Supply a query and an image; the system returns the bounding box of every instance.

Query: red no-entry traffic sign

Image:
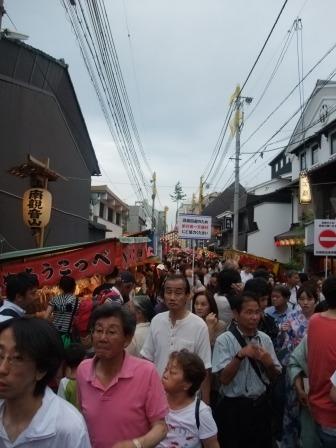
[314,220,336,256]
[319,229,336,248]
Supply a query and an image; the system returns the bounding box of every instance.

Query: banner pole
[325,256,328,279]
[192,239,195,288]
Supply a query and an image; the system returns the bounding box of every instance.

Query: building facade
[90,186,129,238]
[0,37,102,252]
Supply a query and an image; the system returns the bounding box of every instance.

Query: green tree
[170,181,187,224]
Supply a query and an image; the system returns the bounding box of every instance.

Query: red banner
[0,241,148,287]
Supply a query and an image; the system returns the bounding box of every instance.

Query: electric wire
[61,0,154,217]
[239,0,289,96]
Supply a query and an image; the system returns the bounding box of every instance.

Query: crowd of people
[0,259,335,448]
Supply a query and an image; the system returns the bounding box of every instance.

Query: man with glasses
[77,304,168,448]
[141,274,212,402]
[0,317,91,447]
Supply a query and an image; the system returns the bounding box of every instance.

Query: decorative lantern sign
[299,171,312,204]
[23,188,52,228]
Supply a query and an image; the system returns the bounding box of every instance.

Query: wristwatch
[235,352,244,361]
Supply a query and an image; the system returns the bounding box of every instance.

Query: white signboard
[177,214,212,240]
[314,219,336,256]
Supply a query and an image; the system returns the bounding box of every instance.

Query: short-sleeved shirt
[212,329,281,398]
[141,311,212,375]
[158,399,217,448]
[49,294,77,334]
[308,313,336,428]
[265,305,293,325]
[0,387,90,447]
[77,352,168,448]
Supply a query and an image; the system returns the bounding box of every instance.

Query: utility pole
[163,206,168,233]
[0,0,5,31]
[151,172,157,231]
[232,85,252,250]
[198,176,205,214]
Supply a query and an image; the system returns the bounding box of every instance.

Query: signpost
[177,214,212,287]
[314,219,336,278]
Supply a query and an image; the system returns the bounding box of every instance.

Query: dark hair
[244,278,270,298]
[217,269,241,295]
[64,343,86,369]
[59,276,76,294]
[297,285,318,303]
[299,273,309,283]
[232,292,260,313]
[132,295,155,322]
[322,276,336,309]
[0,317,64,396]
[90,304,136,337]
[163,274,191,295]
[272,285,291,300]
[169,350,206,397]
[253,269,269,281]
[287,270,299,278]
[5,273,38,302]
[192,291,219,317]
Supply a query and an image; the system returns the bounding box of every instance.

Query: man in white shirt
[240,265,253,284]
[286,270,301,307]
[0,317,91,447]
[141,274,212,402]
[0,272,38,322]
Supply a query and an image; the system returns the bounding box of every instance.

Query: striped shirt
[212,329,281,398]
[49,294,78,334]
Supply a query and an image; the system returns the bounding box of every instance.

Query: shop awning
[0,237,149,287]
[274,227,305,247]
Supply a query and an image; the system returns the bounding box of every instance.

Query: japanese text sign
[177,214,212,240]
[314,219,336,256]
[0,240,148,287]
[23,188,52,228]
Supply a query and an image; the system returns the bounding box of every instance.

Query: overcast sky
[6,0,336,226]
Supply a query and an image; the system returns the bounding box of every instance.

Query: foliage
[170,181,187,203]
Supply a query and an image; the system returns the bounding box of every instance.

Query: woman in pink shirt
[77,304,168,448]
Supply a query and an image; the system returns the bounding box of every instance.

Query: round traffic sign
[319,229,336,248]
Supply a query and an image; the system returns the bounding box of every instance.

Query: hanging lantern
[289,239,295,246]
[23,188,52,229]
[299,171,312,204]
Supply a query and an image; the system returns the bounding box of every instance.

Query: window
[279,158,283,168]
[300,152,307,170]
[108,208,113,222]
[116,213,121,226]
[331,133,336,155]
[99,203,105,218]
[311,144,318,165]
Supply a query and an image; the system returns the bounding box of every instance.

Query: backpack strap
[195,397,201,430]
[0,308,20,318]
[67,298,79,335]
[229,323,268,387]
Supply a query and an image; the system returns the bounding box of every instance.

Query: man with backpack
[0,272,39,322]
[212,292,281,448]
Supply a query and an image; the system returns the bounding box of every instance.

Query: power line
[241,39,336,151]
[239,0,289,96]
[202,0,289,190]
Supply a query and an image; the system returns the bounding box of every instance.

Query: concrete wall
[247,203,292,263]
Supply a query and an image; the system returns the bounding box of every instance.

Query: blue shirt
[264,305,293,325]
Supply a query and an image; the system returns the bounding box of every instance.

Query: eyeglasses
[92,327,118,339]
[0,351,27,368]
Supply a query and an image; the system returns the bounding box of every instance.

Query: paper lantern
[23,188,52,228]
[299,172,312,204]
